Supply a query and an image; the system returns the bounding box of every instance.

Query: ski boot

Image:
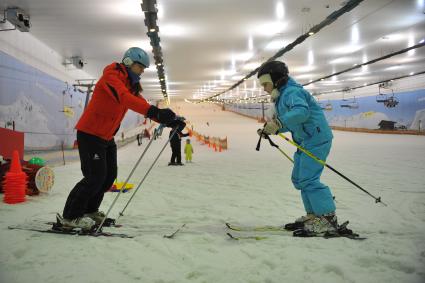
[284,213,315,231]
[84,211,116,227]
[54,213,96,232]
[293,213,338,237]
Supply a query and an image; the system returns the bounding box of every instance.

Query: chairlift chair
[376,84,398,108]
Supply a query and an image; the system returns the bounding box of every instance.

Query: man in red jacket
[58,47,185,230]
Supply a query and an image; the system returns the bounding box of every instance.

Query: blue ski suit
[275,77,335,216]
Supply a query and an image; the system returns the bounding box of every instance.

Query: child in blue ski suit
[257,61,337,234]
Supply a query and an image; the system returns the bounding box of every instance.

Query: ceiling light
[308,50,314,65]
[328,57,353,64]
[124,39,151,51]
[157,3,164,19]
[265,39,288,50]
[351,25,359,43]
[224,69,237,76]
[410,72,415,75]
[408,35,415,55]
[161,24,187,37]
[292,65,316,73]
[252,21,287,36]
[235,52,253,61]
[149,28,156,32]
[385,65,403,71]
[248,36,253,51]
[308,32,314,36]
[232,75,244,80]
[276,2,285,19]
[231,54,236,69]
[332,44,362,54]
[419,39,425,44]
[115,0,142,16]
[295,73,317,79]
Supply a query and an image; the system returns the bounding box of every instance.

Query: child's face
[187,140,190,144]
[262,82,273,94]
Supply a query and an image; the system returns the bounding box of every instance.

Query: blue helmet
[122,47,150,68]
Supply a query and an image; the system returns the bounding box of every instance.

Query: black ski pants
[170,141,182,164]
[63,131,117,219]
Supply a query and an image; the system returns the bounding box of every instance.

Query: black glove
[146,106,176,125]
[167,119,186,132]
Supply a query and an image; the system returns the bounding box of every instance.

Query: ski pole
[263,134,294,163]
[277,133,386,206]
[116,127,179,220]
[255,123,266,151]
[96,124,164,233]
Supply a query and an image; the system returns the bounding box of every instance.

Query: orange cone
[9,150,23,173]
[3,150,27,204]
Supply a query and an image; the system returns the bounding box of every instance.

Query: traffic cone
[3,150,27,204]
[9,150,23,174]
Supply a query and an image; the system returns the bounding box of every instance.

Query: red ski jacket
[75,63,152,140]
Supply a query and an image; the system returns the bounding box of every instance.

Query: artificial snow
[1,102,424,283]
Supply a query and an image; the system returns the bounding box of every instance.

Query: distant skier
[59,47,185,230]
[184,139,194,163]
[137,133,143,146]
[169,129,190,166]
[257,61,336,235]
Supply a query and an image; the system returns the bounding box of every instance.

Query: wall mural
[319,89,425,131]
[0,51,139,150]
[225,87,425,131]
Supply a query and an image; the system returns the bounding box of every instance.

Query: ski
[227,232,268,241]
[8,223,134,238]
[225,222,288,232]
[227,231,365,241]
[163,223,186,239]
[46,218,122,228]
[226,221,366,240]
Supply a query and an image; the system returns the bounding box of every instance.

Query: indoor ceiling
[1,0,424,102]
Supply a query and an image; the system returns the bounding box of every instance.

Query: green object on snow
[28,157,45,166]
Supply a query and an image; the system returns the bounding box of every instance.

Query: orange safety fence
[190,130,227,152]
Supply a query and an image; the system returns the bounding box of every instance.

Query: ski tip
[226,232,238,240]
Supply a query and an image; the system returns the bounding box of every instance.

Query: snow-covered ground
[1,102,424,283]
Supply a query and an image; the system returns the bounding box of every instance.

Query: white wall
[0,28,92,82]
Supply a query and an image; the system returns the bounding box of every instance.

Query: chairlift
[342,88,351,101]
[376,84,399,108]
[324,102,333,111]
[319,100,333,111]
[384,96,399,108]
[60,82,75,117]
[340,96,359,109]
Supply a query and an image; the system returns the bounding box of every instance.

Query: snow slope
[0,102,424,283]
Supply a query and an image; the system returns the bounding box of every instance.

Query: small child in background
[184,139,194,163]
